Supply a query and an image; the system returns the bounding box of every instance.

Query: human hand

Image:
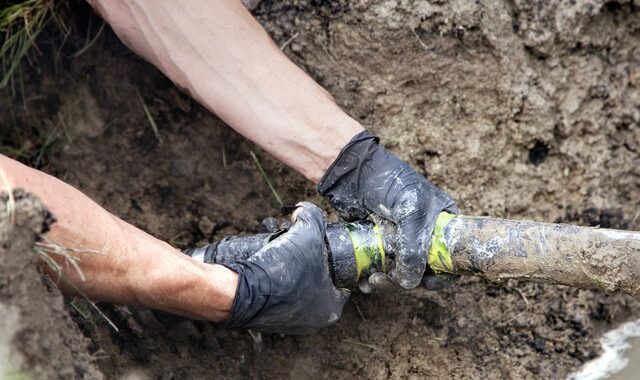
[215,202,349,334]
[318,131,458,290]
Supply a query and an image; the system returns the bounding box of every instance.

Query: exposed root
[501,283,531,324]
[279,31,298,51]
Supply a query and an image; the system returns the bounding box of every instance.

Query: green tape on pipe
[428,212,456,274]
[346,212,455,282]
[347,222,386,280]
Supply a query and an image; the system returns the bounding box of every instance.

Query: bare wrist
[206,264,238,321]
[130,246,238,322]
[296,119,364,183]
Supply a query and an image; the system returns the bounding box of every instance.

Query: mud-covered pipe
[432,215,640,294]
[188,221,390,289]
[188,214,640,294]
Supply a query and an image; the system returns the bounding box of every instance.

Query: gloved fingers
[390,185,460,289]
[445,203,459,215]
[359,272,459,293]
[389,216,429,289]
[421,273,460,290]
[357,272,397,293]
[291,202,350,328]
[260,217,280,233]
[250,202,325,270]
[436,188,459,215]
[369,272,396,291]
[290,206,303,222]
[292,201,324,223]
[357,277,373,294]
[333,286,352,305]
[286,201,326,237]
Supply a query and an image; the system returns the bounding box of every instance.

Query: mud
[1,0,639,379]
[0,190,102,379]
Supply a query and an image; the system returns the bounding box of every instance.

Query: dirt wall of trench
[0,191,102,379]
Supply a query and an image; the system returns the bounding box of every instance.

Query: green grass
[0,126,66,169]
[0,0,56,92]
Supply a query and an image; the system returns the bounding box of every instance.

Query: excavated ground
[0,191,102,379]
[1,0,639,378]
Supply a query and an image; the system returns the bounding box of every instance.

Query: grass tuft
[0,0,55,92]
[0,125,67,169]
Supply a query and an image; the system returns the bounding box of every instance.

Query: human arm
[86,0,458,289]
[1,155,347,332]
[86,0,363,183]
[0,154,237,321]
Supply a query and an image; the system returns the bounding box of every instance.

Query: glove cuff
[183,242,220,263]
[318,130,379,195]
[216,262,271,330]
[318,130,381,219]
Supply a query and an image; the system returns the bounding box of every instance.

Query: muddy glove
[218,202,349,334]
[318,130,458,290]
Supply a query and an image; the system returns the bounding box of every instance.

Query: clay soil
[1,1,639,379]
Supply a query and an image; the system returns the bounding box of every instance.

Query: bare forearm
[0,155,236,321]
[88,0,363,182]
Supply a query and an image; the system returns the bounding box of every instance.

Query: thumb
[290,201,326,236]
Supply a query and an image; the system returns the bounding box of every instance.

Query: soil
[1,0,639,379]
[0,190,102,379]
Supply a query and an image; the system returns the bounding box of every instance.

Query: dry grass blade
[410,26,429,51]
[135,88,163,143]
[34,238,118,332]
[64,278,119,332]
[35,236,104,282]
[250,150,284,207]
[501,284,531,324]
[222,144,227,168]
[71,21,105,59]
[68,298,91,321]
[279,31,298,51]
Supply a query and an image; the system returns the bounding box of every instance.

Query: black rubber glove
[217,202,349,334]
[318,130,458,289]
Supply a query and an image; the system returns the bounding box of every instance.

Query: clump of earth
[0,191,101,379]
[1,0,639,378]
